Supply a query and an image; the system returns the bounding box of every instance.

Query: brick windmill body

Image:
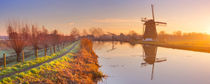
[142,4,167,41]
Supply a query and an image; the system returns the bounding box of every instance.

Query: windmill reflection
[141,45,167,80]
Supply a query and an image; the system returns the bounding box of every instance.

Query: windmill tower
[142,4,167,41]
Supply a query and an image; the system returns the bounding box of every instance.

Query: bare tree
[82,29,88,36]
[30,25,41,57]
[89,27,104,38]
[128,30,138,41]
[40,26,49,48]
[7,21,30,62]
[70,27,80,40]
[40,26,50,56]
[51,29,59,53]
[57,34,63,50]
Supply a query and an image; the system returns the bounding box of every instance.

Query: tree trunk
[36,49,38,58]
[22,50,24,62]
[50,47,52,55]
[34,49,38,58]
[53,46,56,53]
[17,53,21,62]
[44,48,47,56]
[3,53,6,67]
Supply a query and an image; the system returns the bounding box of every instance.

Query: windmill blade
[106,47,117,52]
[151,4,155,21]
[107,32,115,35]
[141,17,149,22]
[155,21,167,24]
[141,62,148,66]
[155,21,167,26]
[155,58,167,63]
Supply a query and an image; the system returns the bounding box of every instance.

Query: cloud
[52,22,75,30]
[56,22,75,27]
[92,18,138,23]
[66,22,75,26]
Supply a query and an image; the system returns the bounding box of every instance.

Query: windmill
[142,4,167,41]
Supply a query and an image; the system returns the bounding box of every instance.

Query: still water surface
[93,41,210,84]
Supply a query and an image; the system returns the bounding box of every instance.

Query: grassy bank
[0,41,78,77]
[0,44,67,67]
[0,38,104,84]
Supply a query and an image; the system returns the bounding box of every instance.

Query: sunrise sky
[0,0,210,35]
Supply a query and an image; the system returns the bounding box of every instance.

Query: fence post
[36,49,38,58]
[22,50,24,62]
[57,45,59,51]
[50,47,52,55]
[45,48,47,56]
[3,53,6,68]
[53,46,56,53]
[63,43,65,49]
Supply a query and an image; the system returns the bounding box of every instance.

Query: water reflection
[94,41,138,50]
[107,41,117,52]
[141,45,167,80]
[95,41,210,84]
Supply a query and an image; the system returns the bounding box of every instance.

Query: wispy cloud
[55,22,75,27]
[66,22,75,26]
[92,18,138,23]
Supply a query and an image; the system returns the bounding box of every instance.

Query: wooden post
[22,50,24,62]
[36,49,38,58]
[53,46,56,53]
[3,53,6,68]
[63,43,65,49]
[57,45,59,51]
[45,48,47,56]
[50,47,52,55]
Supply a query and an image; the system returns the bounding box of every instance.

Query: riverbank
[94,39,210,53]
[139,41,210,53]
[0,38,104,84]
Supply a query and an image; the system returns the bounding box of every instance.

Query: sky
[0,0,210,35]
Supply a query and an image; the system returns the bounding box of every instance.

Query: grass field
[0,43,74,67]
[139,40,210,53]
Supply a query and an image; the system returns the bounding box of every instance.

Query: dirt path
[0,42,79,79]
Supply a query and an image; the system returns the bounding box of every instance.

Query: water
[94,41,210,84]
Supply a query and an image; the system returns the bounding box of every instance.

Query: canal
[93,41,210,84]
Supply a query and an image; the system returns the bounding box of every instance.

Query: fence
[0,44,66,68]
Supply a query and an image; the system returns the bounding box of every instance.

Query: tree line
[7,21,76,62]
[158,31,210,41]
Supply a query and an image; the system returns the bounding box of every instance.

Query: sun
[204,26,210,34]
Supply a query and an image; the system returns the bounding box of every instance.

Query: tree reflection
[141,45,167,80]
[93,41,106,50]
